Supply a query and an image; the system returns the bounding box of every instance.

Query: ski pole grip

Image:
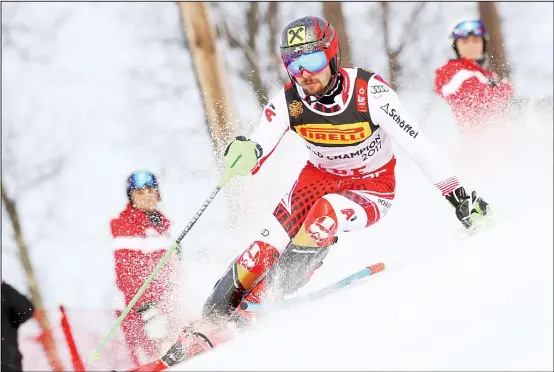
[218,169,233,188]
[219,153,243,188]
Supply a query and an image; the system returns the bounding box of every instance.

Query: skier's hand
[223,136,263,177]
[445,186,489,229]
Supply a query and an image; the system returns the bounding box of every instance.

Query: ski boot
[201,241,280,325]
[202,236,338,328]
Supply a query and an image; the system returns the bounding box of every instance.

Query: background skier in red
[435,19,514,127]
[110,171,181,366]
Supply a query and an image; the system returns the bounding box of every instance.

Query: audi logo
[370,85,389,94]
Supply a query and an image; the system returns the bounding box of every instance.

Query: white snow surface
[172,115,553,371]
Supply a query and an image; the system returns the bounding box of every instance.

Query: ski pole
[91,166,237,363]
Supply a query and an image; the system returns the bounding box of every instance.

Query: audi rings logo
[370,85,389,94]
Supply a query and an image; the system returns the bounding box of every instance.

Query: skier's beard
[299,77,326,96]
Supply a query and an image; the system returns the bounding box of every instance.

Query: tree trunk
[323,2,352,67]
[378,2,427,90]
[213,3,269,108]
[379,2,398,90]
[178,2,238,158]
[478,2,510,80]
[267,2,288,85]
[245,2,268,109]
[1,182,65,372]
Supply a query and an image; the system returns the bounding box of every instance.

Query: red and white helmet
[279,16,341,79]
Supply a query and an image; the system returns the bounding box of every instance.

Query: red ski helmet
[279,16,341,80]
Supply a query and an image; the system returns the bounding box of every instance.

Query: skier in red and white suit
[194,17,487,328]
[435,19,514,127]
[111,171,181,366]
[150,15,492,369]
[196,16,491,327]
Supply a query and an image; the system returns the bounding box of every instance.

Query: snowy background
[2,2,552,371]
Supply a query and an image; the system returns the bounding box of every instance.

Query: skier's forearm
[249,91,291,174]
[371,87,459,194]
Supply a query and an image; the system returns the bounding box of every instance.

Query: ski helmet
[450,19,488,58]
[126,170,160,202]
[279,16,340,88]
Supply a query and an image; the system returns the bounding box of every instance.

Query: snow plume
[177,109,553,371]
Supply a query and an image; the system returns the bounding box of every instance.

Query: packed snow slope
[174,114,553,371]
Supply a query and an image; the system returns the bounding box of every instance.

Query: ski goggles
[451,20,486,39]
[285,50,328,77]
[128,171,158,191]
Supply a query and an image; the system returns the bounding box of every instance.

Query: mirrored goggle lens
[286,51,328,77]
[452,20,486,39]
[131,172,156,189]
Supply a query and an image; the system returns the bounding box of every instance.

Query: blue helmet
[450,19,488,58]
[126,170,160,202]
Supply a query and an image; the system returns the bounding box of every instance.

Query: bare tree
[323,2,352,67]
[2,5,68,369]
[266,2,288,85]
[1,127,65,369]
[178,2,238,158]
[214,3,270,109]
[2,182,65,371]
[478,2,510,80]
[245,2,268,107]
[379,2,426,90]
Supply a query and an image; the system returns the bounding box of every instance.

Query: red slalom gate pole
[60,305,86,371]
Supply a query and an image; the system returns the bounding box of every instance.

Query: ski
[112,325,235,372]
[113,262,385,372]
[239,262,385,313]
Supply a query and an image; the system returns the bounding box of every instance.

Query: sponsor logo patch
[307,216,337,244]
[380,103,419,138]
[326,134,382,161]
[264,103,276,122]
[238,243,261,271]
[370,85,389,94]
[341,208,357,222]
[355,78,368,112]
[287,26,306,46]
[295,122,372,145]
[377,198,392,209]
[289,100,303,118]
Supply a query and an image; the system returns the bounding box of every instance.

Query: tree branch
[215,3,269,108]
[217,20,260,71]
[380,2,391,54]
[396,3,426,56]
[18,157,65,196]
[267,2,288,85]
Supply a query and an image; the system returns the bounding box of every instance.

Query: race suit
[202,67,462,320]
[435,58,514,127]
